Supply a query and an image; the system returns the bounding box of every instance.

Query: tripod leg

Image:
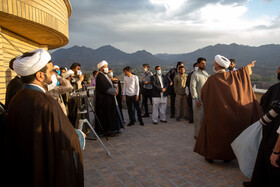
[78,120,84,130]
[86,97,108,141]
[85,120,112,157]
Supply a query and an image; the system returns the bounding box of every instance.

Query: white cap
[13,48,51,76]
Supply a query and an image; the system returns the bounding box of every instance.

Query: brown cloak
[4,88,84,186]
[194,67,263,160]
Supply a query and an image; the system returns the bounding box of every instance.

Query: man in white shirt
[190,57,209,139]
[122,66,144,126]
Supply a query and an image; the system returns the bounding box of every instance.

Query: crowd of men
[2,48,280,186]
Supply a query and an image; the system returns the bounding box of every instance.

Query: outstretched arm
[247,60,256,75]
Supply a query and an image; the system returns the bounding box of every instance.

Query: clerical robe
[5,75,23,108]
[194,67,263,160]
[250,82,280,186]
[4,85,84,187]
[95,72,124,135]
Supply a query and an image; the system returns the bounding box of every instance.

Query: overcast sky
[66,0,280,54]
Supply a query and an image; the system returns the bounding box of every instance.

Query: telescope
[70,86,95,98]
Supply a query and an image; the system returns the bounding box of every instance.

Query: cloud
[66,0,280,53]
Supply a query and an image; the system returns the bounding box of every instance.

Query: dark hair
[176,61,184,68]
[21,65,48,84]
[197,57,206,64]
[60,67,67,71]
[70,62,81,70]
[123,66,132,72]
[193,62,198,67]
[229,59,236,64]
[178,66,185,70]
[9,58,16,70]
[143,64,150,68]
[155,66,161,70]
[92,70,98,76]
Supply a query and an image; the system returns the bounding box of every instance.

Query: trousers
[175,94,189,119]
[126,95,142,123]
[142,88,153,114]
[193,99,204,137]
[152,97,167,123]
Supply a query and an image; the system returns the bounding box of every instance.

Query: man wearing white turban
[194,55,263,163]
[4,49,84,186]
[94,60,124,136]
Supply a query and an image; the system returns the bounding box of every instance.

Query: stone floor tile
[83,109,248,187]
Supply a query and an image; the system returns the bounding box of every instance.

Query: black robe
[5,76,23,109]
[4,85,84,187]
[95,73,123,135]
[250,82,280,186]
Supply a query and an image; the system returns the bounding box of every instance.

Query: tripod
[77,97,111,157]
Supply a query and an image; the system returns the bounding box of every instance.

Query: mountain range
[51,43,280,77]
[51,45,169,69]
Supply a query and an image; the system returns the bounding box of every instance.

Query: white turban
[97,60,108,70]
[13,48,51,76]
[64,69,74,78]
[215,55,230,68]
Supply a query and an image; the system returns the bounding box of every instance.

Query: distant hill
[155,43,280,69]
[51,43,280,80]
[51,45,169,70]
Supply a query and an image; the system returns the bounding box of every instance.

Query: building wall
[0,0,71,104]
[0,0,71,49]
[0,27,47,103]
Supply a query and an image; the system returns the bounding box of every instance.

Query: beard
[228,66,234,71]
[199,66,206,70]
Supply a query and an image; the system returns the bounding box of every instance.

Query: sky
[66,0,280,54]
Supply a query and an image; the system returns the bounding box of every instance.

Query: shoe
[160,120,167,123]
[224,160,232,163]
[176,118,180,121]
[142,114,149,117]
[140,120,144,126]
[170,115,175,118]
[205,158,214,163]
[243,181,252,187]
[153,122,158,125]
[127,122,134,126]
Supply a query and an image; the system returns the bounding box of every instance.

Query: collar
[23,83,46,93]
[216,69,226,73]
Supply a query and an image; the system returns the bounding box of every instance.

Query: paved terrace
[83,110,248,187]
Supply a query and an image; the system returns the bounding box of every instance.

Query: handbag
[231,121,263,178]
